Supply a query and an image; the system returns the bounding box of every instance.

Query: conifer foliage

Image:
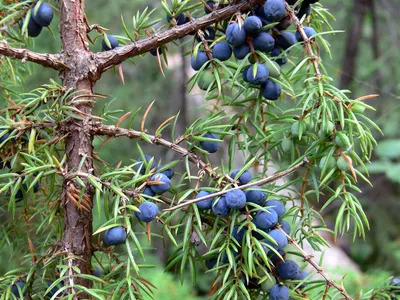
[0,0,397,299]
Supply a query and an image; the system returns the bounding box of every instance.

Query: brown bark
[59,0,95,295]
[0,41,66,70]
[95,0,265,72]
[340,0,369,89]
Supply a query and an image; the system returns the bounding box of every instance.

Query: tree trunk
[340,0,369,89]
[369,0,382,92]
[59,0,94,294]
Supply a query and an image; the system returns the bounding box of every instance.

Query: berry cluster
[19,2,53,37]
[188,0,318,104]
[193,165,308,298]
[103,154,173,246]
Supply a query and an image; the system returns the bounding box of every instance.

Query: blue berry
[276,31,297,50]
[265,229,287,251]
[233,44,250,60]
[277,260,301,280]
[191,51,210,71]
[242,66,251,82]
[245,186,267,206]
[264,0,286,22]
[225,189,246,209]
[102,35,119,51]
[157,165,174,179]
[295,26,317,42]
[226,23,246,46]
[246,64,269,85]
[200,132,221,153]
[212,196,230,217]
[271,47,287,65]
[279,220,290,235]
[135,154,156,175]
[232,225,247,245]
[230,169,252,185]
[20,17,42,37]
[265,200,286,218]
[11,281,27,296]
[149,173,171,194]
[261,80,282,100]
[104,226,126,246]
[205,258,217,269]
[46,281,64,297]
[142,186,155,197]
[31,3,53,27]
[195,190,214,210]
[204,1,215,14]
[243,16,262,35]
[135,202,159,222]
[212,42,232,61]
[270,284,289,300]
[253,32,275,52]
[256,209,278,231]
[166,13,185,25]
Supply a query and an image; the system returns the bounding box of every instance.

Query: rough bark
[59,0,95,294]
[94,0,265,72]
[0,41,66,70]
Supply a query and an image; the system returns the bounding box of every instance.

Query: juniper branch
[0,40,67,70]
[278,227,352,300]
[89,123,235,184]
[95,0,264,72]
[164,158,309,211]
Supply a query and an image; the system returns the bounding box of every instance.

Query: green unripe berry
[318,121,335,138]
[197,71,214,91]
[335,132,352,151]
[303,116,314,130]
[351,102,366,114]
[260,276,276,292]
[319,156,336,170]
[266,61,281,79]
[12,156,25,172]
[337,156,352,171]
[296,135,309,146]
[281,138,292,153]
[291,120,309,138]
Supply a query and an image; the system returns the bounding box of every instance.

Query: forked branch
[0,41,67,70]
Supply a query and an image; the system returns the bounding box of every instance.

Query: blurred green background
[2,0,400,298]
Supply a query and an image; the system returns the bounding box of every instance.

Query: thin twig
[285,3,322,78]
[89,123,235,184]
[278,227,352,300]
[164,158,309,211]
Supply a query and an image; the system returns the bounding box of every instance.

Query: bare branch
[0,41,67,70]
[90,123,235,184]
[164,158,309,211]
[95,0,264,72]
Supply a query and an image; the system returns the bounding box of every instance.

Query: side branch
[95,0,263,72]
[90,123,234,184]
[164,158,309,211]
[285,3,322,78]
[0,41,67,70]
[279,227,352,300]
